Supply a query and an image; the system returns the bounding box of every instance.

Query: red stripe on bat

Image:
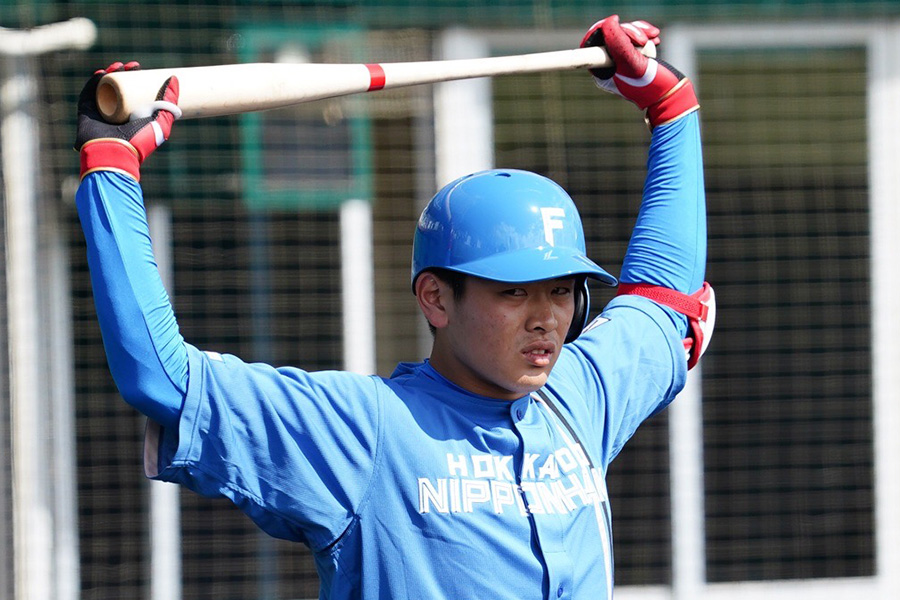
[366,64,386,91]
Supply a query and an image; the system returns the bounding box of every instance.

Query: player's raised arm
[581,16,713,368]
[74,62,188,427]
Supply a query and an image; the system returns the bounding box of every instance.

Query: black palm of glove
[76,61,180,181]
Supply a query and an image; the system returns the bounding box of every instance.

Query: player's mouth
[523,343,555,367]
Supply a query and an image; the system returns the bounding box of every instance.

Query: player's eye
[502,288,527,297]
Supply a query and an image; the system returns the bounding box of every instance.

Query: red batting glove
[581,15,699,128]
[75,61,181,181]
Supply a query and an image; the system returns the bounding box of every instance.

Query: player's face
[431,276,576,401]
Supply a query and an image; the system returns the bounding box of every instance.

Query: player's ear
[415,271,450,329]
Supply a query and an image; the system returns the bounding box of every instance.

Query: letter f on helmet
[411,169,618,343]
[540,207,566,246]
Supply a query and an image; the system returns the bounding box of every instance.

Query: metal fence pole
[0,18,95,600]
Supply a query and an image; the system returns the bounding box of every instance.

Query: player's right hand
[75,61,181,181]
[580,15,698,128]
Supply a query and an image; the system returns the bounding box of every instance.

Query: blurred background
[1,1,899,599]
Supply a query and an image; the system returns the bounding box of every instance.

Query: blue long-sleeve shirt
[75,112,705,600]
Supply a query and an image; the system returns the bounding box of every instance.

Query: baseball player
[74,15,711,600]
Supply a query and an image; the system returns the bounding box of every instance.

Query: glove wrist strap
[80,138,140,181]
[646,78,699,128]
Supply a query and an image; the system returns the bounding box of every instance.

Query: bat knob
[96,78,127,124]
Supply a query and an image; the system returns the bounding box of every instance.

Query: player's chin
[515,370,551,395]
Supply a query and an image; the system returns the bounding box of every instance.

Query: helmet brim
[446,246,618,287]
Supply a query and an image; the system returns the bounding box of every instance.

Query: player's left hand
[75,61,181,181]
[581,15,698,128]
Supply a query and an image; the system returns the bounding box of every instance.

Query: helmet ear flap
[565,277,590,344]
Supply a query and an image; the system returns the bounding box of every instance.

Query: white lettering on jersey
[537,453,560,480]
[472,454,495,479]
[462,479,491,512]
[418,450,611,518]
[522,453,540,479]
[490,480,518,514]
[446,453,468,477]
[418,478,448,514]
[493,455,514,481]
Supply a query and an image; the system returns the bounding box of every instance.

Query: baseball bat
[96,44,648,124]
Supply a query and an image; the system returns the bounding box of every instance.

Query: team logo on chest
[417,448,609,517]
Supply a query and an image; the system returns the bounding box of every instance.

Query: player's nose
[526,294,559,333]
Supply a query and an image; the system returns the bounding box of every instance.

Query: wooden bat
[96,44,652,124]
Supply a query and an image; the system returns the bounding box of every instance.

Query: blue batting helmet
[411,169,617,343]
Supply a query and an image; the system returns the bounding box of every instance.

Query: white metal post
[867,21,900,600]
[659,21,892,600]
[0,18,95,600]
[429,29,495,357]
[434,29,494,186]
[2,51,53,600]
[668,368,707,599]
[46,191,79,600]
[341,199,377,375]
[146,205,182,600]
[659,28,707,600]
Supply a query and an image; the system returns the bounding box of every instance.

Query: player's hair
[427,267,468,300]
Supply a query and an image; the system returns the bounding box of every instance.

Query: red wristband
[646,78,699,127]
[79,138,141,181]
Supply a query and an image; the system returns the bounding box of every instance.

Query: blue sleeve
[75,172,187,428]
[621,113,706,296]
[145,346,382,550]
[552,114,706,461]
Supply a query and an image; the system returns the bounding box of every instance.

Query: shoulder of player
[564,294,685,363]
